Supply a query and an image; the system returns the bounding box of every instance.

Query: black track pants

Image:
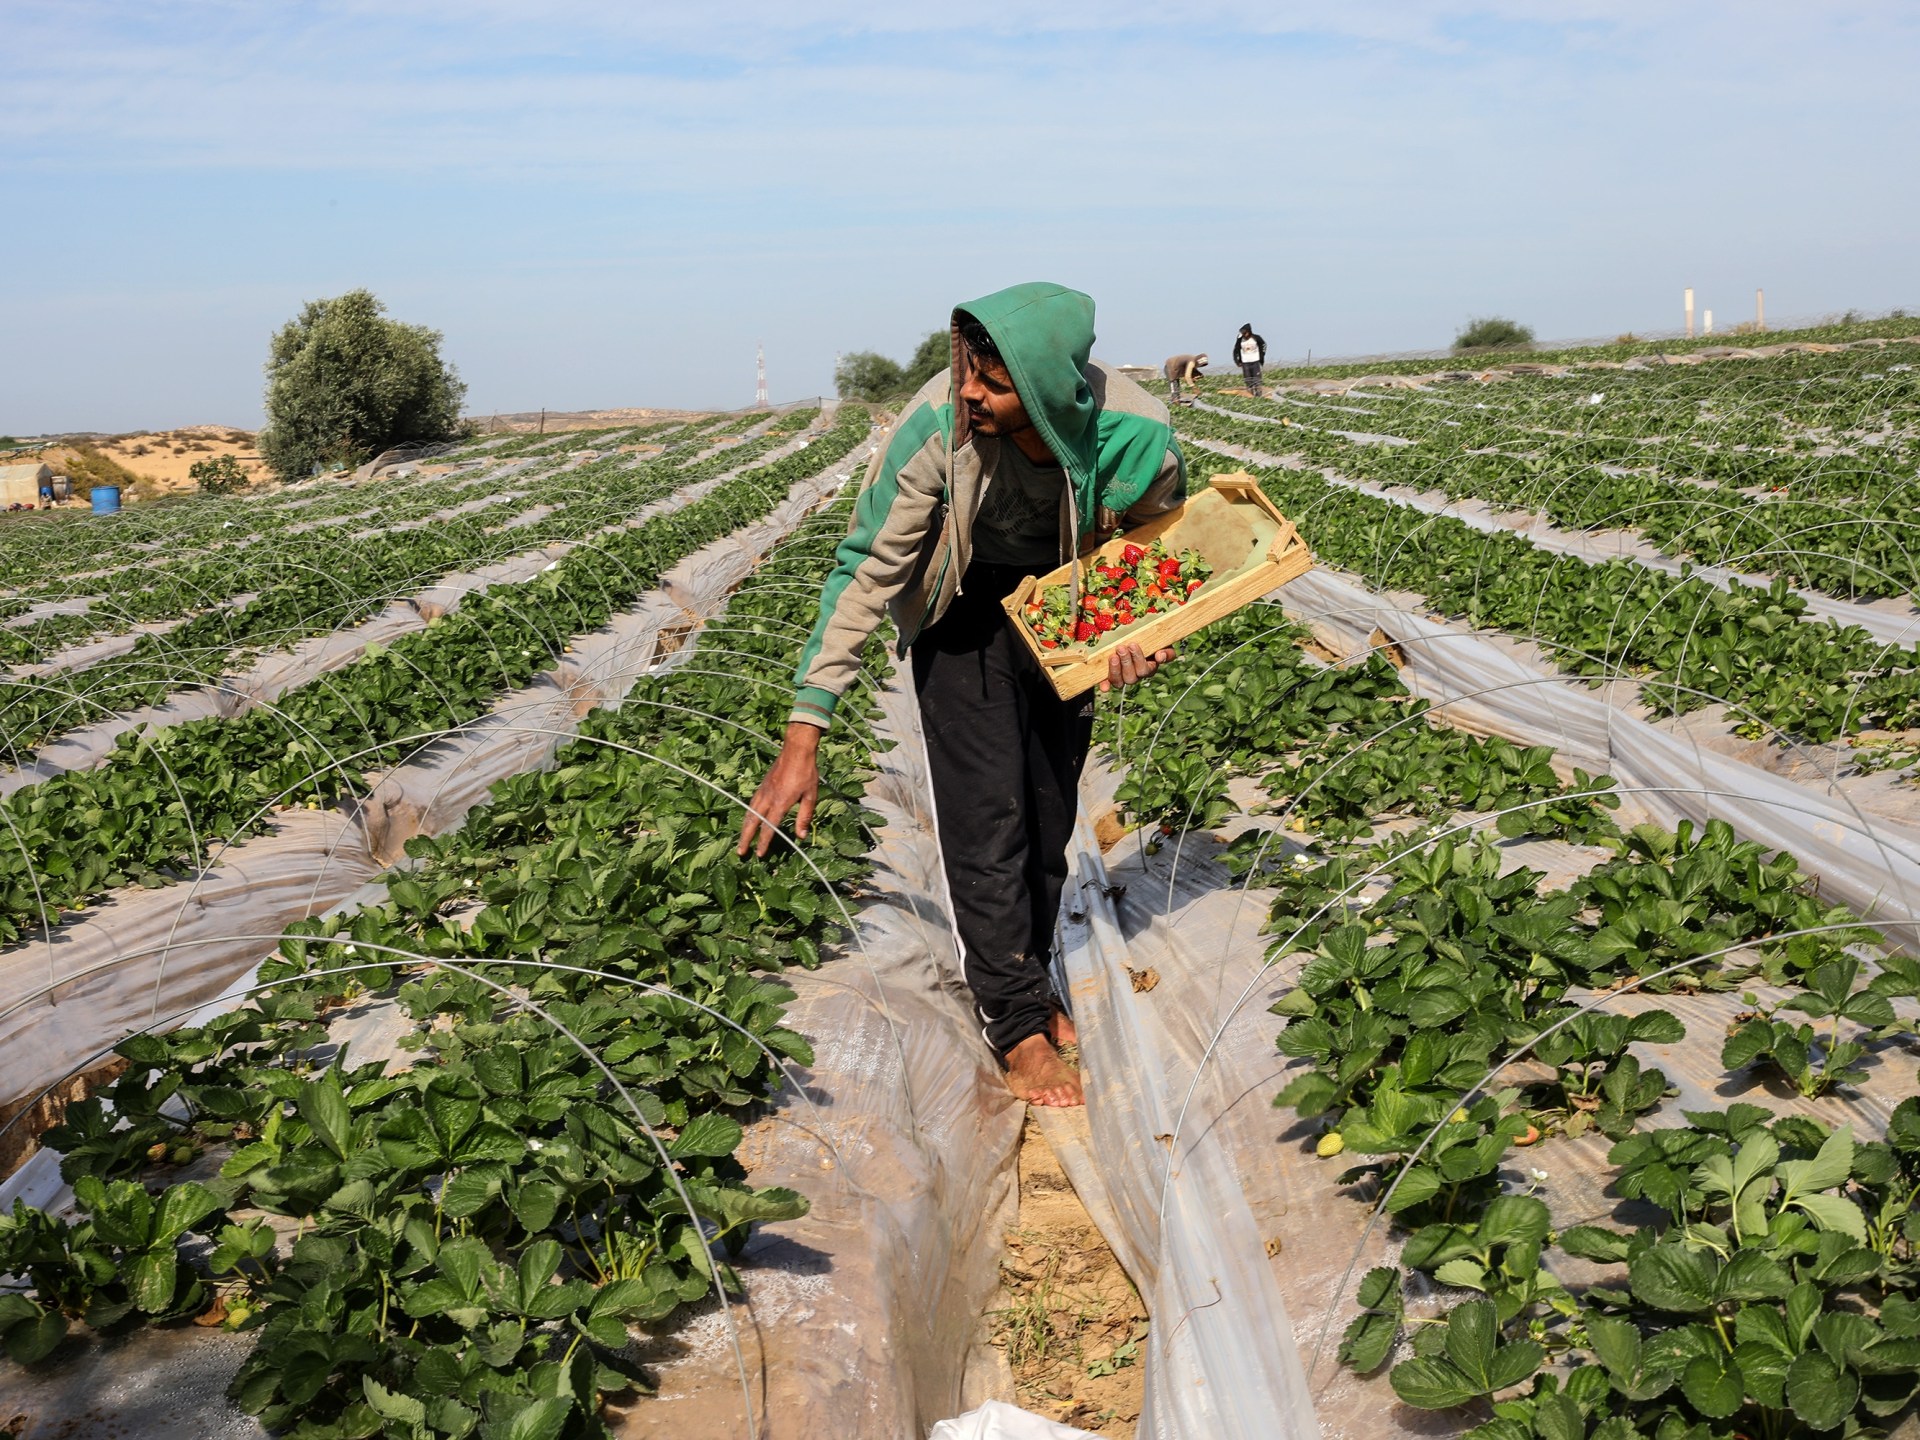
[911,562,1095,1058]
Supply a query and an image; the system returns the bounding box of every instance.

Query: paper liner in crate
[1000,472,1313,699]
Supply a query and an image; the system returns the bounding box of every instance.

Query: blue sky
[3,2,1916,432]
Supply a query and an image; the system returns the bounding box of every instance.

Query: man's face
[958,352,1032,439]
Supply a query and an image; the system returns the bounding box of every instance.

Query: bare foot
[1049,1008,1078,1048]
[1004,1033,1084,1108]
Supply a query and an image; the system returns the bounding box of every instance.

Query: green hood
[953,281,1101,532]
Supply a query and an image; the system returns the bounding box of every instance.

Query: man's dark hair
[955,311,1001,364]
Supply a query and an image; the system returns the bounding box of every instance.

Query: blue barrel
[91,485,121,514]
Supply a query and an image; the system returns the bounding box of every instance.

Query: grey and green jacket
[790,282,1187,728]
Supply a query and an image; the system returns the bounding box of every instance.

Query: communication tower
[755,342,768,408]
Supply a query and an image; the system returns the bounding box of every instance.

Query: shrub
[258,288,467,480]
[836,331,950,402]
[834,351,905,402]
[1453,317,1535,352]
[189,454,249,495]
[898,330,951,393]
[60,445,143,501]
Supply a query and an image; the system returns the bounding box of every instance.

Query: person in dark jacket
[1233,323,1267,398]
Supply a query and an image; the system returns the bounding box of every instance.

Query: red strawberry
[1119,576,1137,592]
[1075,621,1095,642]
[1095,613,1114,632]
[1121,543,1145,566]
[1158,558,1181,581]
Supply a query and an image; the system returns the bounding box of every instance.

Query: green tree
[834,351,905,402]
[188,453,249,495]
[1453,316,1535,353]
[899,330,950,392]
[258,289,468,480]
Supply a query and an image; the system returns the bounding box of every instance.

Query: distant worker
[1233,322,1267,398]
[1162,352,1208,406]
[38,479,54,510]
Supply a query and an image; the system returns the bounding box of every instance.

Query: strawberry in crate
[1022,539,1215,650]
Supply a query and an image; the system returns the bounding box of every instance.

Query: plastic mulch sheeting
[1039,800,1321,1440]
[1024,559,1920,1439]
[0,456,857,1113]
[1285,567,1920,934]
[0,423,831,794]
[609,665,1026,1437]
[0,621,1028,1440]
[1184,432,1920,651]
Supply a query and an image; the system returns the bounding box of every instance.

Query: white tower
[755,342,768,408]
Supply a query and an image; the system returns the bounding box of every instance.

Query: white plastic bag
[930,1400,1102,1440]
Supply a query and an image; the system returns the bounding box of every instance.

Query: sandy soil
[16,425,265,498]
[989,1118,1149,1436]
[88,426,265,493]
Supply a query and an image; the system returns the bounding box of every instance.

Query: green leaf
[297,1075,353,1161]
[1434,1259,1489,1290]
[2,1309,66,1364]
[1778,1125,1854,1198]
[1391,1357,1481,1410]
[152,1180,224,1243]
[1339,1267,1403,1373]
[125,1247,179,1314]
[1478,1195,1551,1249]
[1680,1352,1744,1418]
[668,1112,744,1160]
[483,1395,574,1440]
[1786,1350,1860,1431]
[1557,1226,1630,1264]
[1384,1164,1444,1215]
[1530,1391,1584,1440]
[1628,1244,1716,1312]
[1584,1313,1675,1402]
[1791,1192,1868,1244]
[510,1180,561,1234]
[1713,1248,1792,1303]
[364,1376,428,1425]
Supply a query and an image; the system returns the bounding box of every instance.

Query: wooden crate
[1000,472,1314,699]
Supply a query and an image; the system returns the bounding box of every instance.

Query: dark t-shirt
[970,444,1065,569]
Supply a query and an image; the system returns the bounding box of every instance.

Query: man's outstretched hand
[1100,641,1175,693]
[737,721,823,858]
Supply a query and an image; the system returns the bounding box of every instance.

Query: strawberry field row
[0,486,884,1439]
[0,408,872,949]
[1191,357,1920,602]
[0,419,827,758]
[1256,314,1920,383]
[1166,430,1920,749]
[1101,539,1920,1435]
[0,412,781,663]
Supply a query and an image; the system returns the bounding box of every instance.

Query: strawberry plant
[0,461,888,1436]
[0,410,872,948]
[1721,957,1904,1098]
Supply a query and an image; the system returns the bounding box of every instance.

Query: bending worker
[738,282,1186,1107]
[1163,351,1207,406]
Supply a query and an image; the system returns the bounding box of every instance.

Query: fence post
[1756,288,1765,332]
[1684,287,1695,338]
[1704,309,1713,336]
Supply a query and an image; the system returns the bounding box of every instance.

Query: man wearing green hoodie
[737,283,1186,1107]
